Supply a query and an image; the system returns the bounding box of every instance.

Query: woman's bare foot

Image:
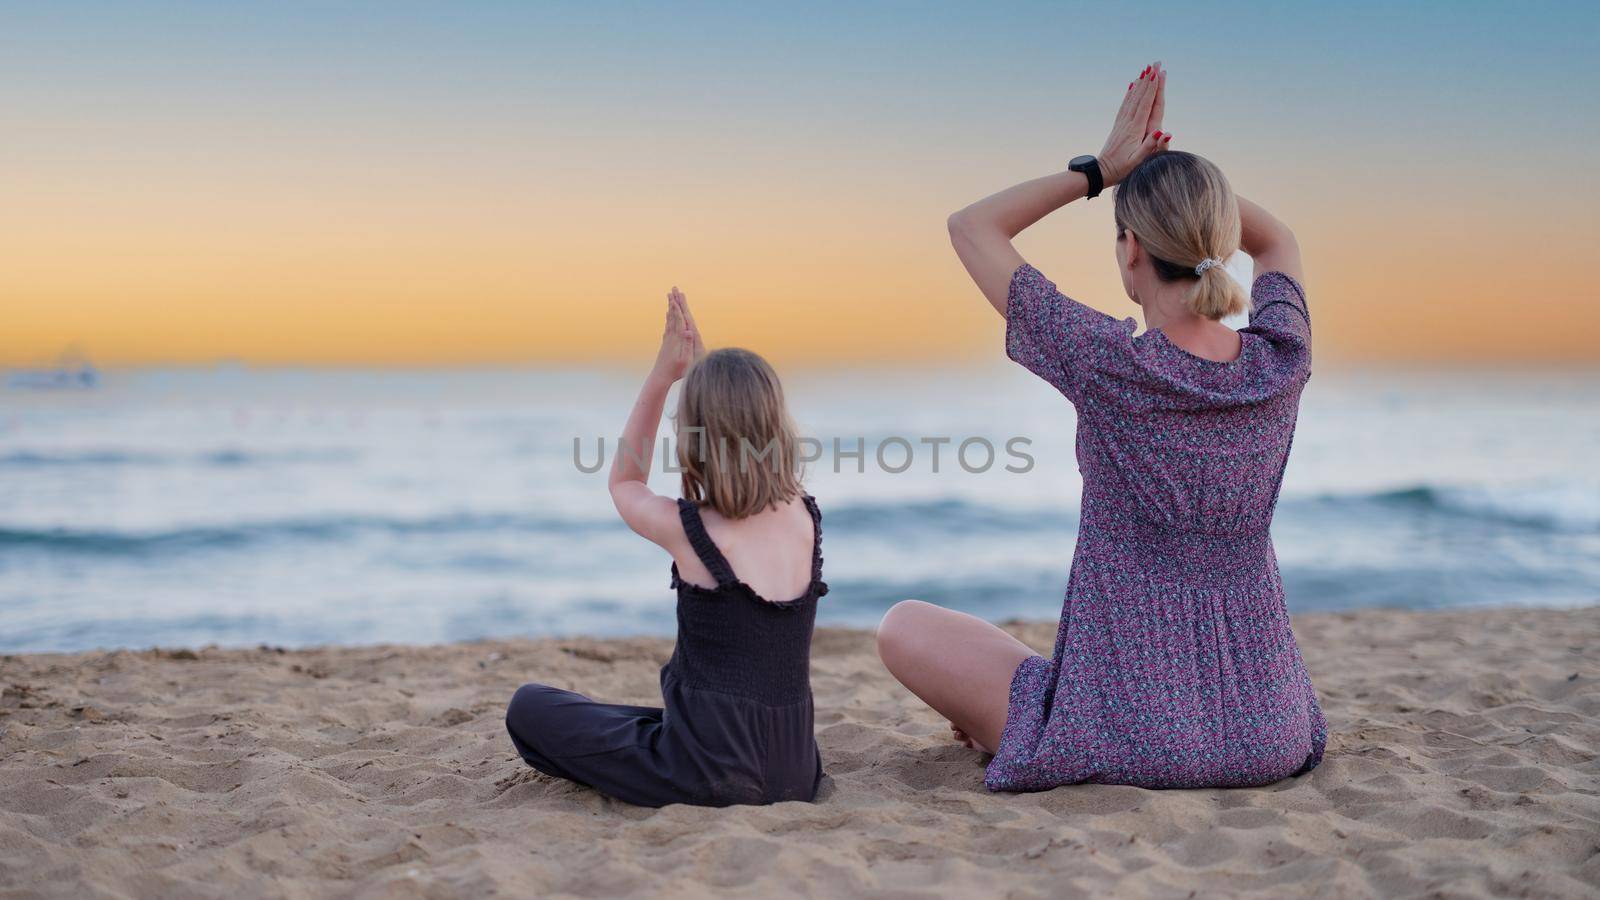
[950,721,999,755]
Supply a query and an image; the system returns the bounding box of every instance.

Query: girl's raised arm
[608,287,702,547]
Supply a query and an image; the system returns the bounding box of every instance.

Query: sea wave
[0,448,357,468]
[823,497,1078,533]
[3,481,1592,560]
[1297,483,1600,533]
[829,483,1600,535]
[0,512,616,556]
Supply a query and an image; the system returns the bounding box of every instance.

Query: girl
[506,288,827,807]
[877,63,1327,791]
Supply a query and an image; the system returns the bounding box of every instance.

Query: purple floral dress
[987,264,1327,791]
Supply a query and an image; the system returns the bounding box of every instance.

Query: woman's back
[985,264,1326,791]
[1009,265,1312,538]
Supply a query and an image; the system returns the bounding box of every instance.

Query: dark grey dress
[505,496,827,807]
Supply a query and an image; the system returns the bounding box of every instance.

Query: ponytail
[1114,151,1250,322]
[1190,261,1248,320]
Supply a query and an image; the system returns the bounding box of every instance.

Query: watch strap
[1069,155,1104,199]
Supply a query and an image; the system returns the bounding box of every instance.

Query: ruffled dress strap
[676,498,738,587]
[801,494,829,598]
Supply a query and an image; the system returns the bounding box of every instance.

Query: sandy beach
[2,607,1596,898]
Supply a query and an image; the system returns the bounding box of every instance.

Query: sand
[1,607,1596,899]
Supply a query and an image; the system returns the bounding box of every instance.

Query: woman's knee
[877,599,937,670]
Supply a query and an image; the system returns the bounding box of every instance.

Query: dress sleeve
[1005,263,1134,400]
[1246,271,1312,350]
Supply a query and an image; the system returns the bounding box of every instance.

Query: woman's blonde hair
[1114,151,1248,320]
[676,348,803,520]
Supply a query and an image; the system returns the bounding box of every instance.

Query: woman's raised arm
[1237,195,1304,286]
[947,62,1170,314]
[946,172,1086,315]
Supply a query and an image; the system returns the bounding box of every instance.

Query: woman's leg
[875,599,1038,755]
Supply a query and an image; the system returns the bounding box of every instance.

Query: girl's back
[660,492,826,803]
[676,496,817,603]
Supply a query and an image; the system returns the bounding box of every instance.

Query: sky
[2,1,1597,368]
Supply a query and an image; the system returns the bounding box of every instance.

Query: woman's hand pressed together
[947,60,1174,314]
[1099,60,1171,187]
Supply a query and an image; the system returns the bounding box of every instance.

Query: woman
[877,63,1326,790]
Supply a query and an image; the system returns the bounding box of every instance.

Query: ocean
[2,366,1596,653]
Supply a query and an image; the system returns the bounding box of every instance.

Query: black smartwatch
[1068,155,1104,199]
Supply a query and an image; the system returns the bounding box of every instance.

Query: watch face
[1069,155,1095,169]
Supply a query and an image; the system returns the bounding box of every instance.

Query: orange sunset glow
[3,5,1595,368]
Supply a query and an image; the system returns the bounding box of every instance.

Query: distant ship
[8,347,99,390]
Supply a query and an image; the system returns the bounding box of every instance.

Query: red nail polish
[1129,82,1134,90]
[1153,131,1162,139]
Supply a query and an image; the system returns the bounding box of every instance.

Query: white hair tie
[1194,257,1223,275]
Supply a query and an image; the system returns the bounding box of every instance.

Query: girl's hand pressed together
[650,287,700,383]
[1099,61,1171,188]
[610,286,706,543]
[675,286,706,359]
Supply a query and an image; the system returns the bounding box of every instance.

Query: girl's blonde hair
[676,348,802,520]
[1114,151,1248,320]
